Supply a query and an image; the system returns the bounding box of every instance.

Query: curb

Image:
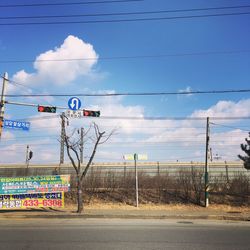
[1,213,250,221]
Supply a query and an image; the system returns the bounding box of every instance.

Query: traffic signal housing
[38,105,56,113]
[83,109,100,117]
[28,151,33,160]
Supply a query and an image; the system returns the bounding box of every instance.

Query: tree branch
[81,124,105,181]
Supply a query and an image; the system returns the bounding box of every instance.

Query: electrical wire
[2,132,246,142]
[1,49,249,64]
[3,86,250,97]
[6,77,69,107]
[1,5,250,20]
[210,122,250,132]
[0,0,143,8]
[4,113,250,122]
[1,11,250,26]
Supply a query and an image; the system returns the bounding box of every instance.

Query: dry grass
[64,198,250,213]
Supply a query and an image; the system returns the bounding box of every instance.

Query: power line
[7,78,68,106]
[1,49,249,64]
[3,88,250,97]
[210,122,250,132]
[0,0,143,8]
[1,5,250,20]
[1,11,250,26]
[7,114,250,121]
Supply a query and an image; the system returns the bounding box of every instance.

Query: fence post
[157,161,160,177]
[225,161,229,184]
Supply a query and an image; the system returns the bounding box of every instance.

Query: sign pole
[204,117,210,207]
[134,153,139,208]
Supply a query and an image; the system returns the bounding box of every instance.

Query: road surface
[0,218,249,250]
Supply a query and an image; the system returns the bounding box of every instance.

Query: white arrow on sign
[68,97,81,111]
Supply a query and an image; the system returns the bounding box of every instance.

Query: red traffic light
[38,106,45,112]
[83,109,100,117]
[83,110,90,116]
[38,105,56,113]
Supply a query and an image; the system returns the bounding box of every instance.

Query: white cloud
[34,35,98,84]
[29,113,61,134]
[139,99,250,161]
[191,99,250,119]
[209,129,248,161]
[2,77,250,163]
[1,130,15,140]
[0,144,25,164]
[11,35,99,88]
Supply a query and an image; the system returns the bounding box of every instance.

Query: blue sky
[0,0,250,164]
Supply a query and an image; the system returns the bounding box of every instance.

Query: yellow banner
[0,192,64,210]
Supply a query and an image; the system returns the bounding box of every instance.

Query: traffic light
[83,109,100,117]
[38,105,56,113]
[28,151,33,160]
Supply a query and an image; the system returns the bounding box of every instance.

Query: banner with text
[0,192,64,209]
[0,175,70,195]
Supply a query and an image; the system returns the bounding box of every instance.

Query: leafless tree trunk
[61,114,114,213]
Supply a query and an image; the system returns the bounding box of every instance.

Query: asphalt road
[0,219,249,250]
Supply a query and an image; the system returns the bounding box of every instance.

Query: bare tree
[238,133,250,170]
[61,114,114,213]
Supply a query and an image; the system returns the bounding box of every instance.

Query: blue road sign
[4,119,30,131]
[68,97,81,111]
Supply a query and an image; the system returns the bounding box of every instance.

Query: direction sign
[137,154,148,160]
[65,109,83,118]
[3,119,30,131]
[68,97,81,111]
[123,154,148,161]
[123,154,135,160]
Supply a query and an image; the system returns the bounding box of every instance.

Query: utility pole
[80,127,84,164]
[204,117,210,207]
[60,113,65,164]
[0,72,8,140]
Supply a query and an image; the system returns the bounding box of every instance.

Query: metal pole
[60,114,65,164]
[204,117,210,207]
[0,72,8,140]
[134,153,139,208]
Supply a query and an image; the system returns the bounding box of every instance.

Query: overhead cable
[210,122,250,132]
[1,5,250,20]
[3,88,250,97]
[0,0,143,8]
[1,49,250,64]
[0,11,250,26]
